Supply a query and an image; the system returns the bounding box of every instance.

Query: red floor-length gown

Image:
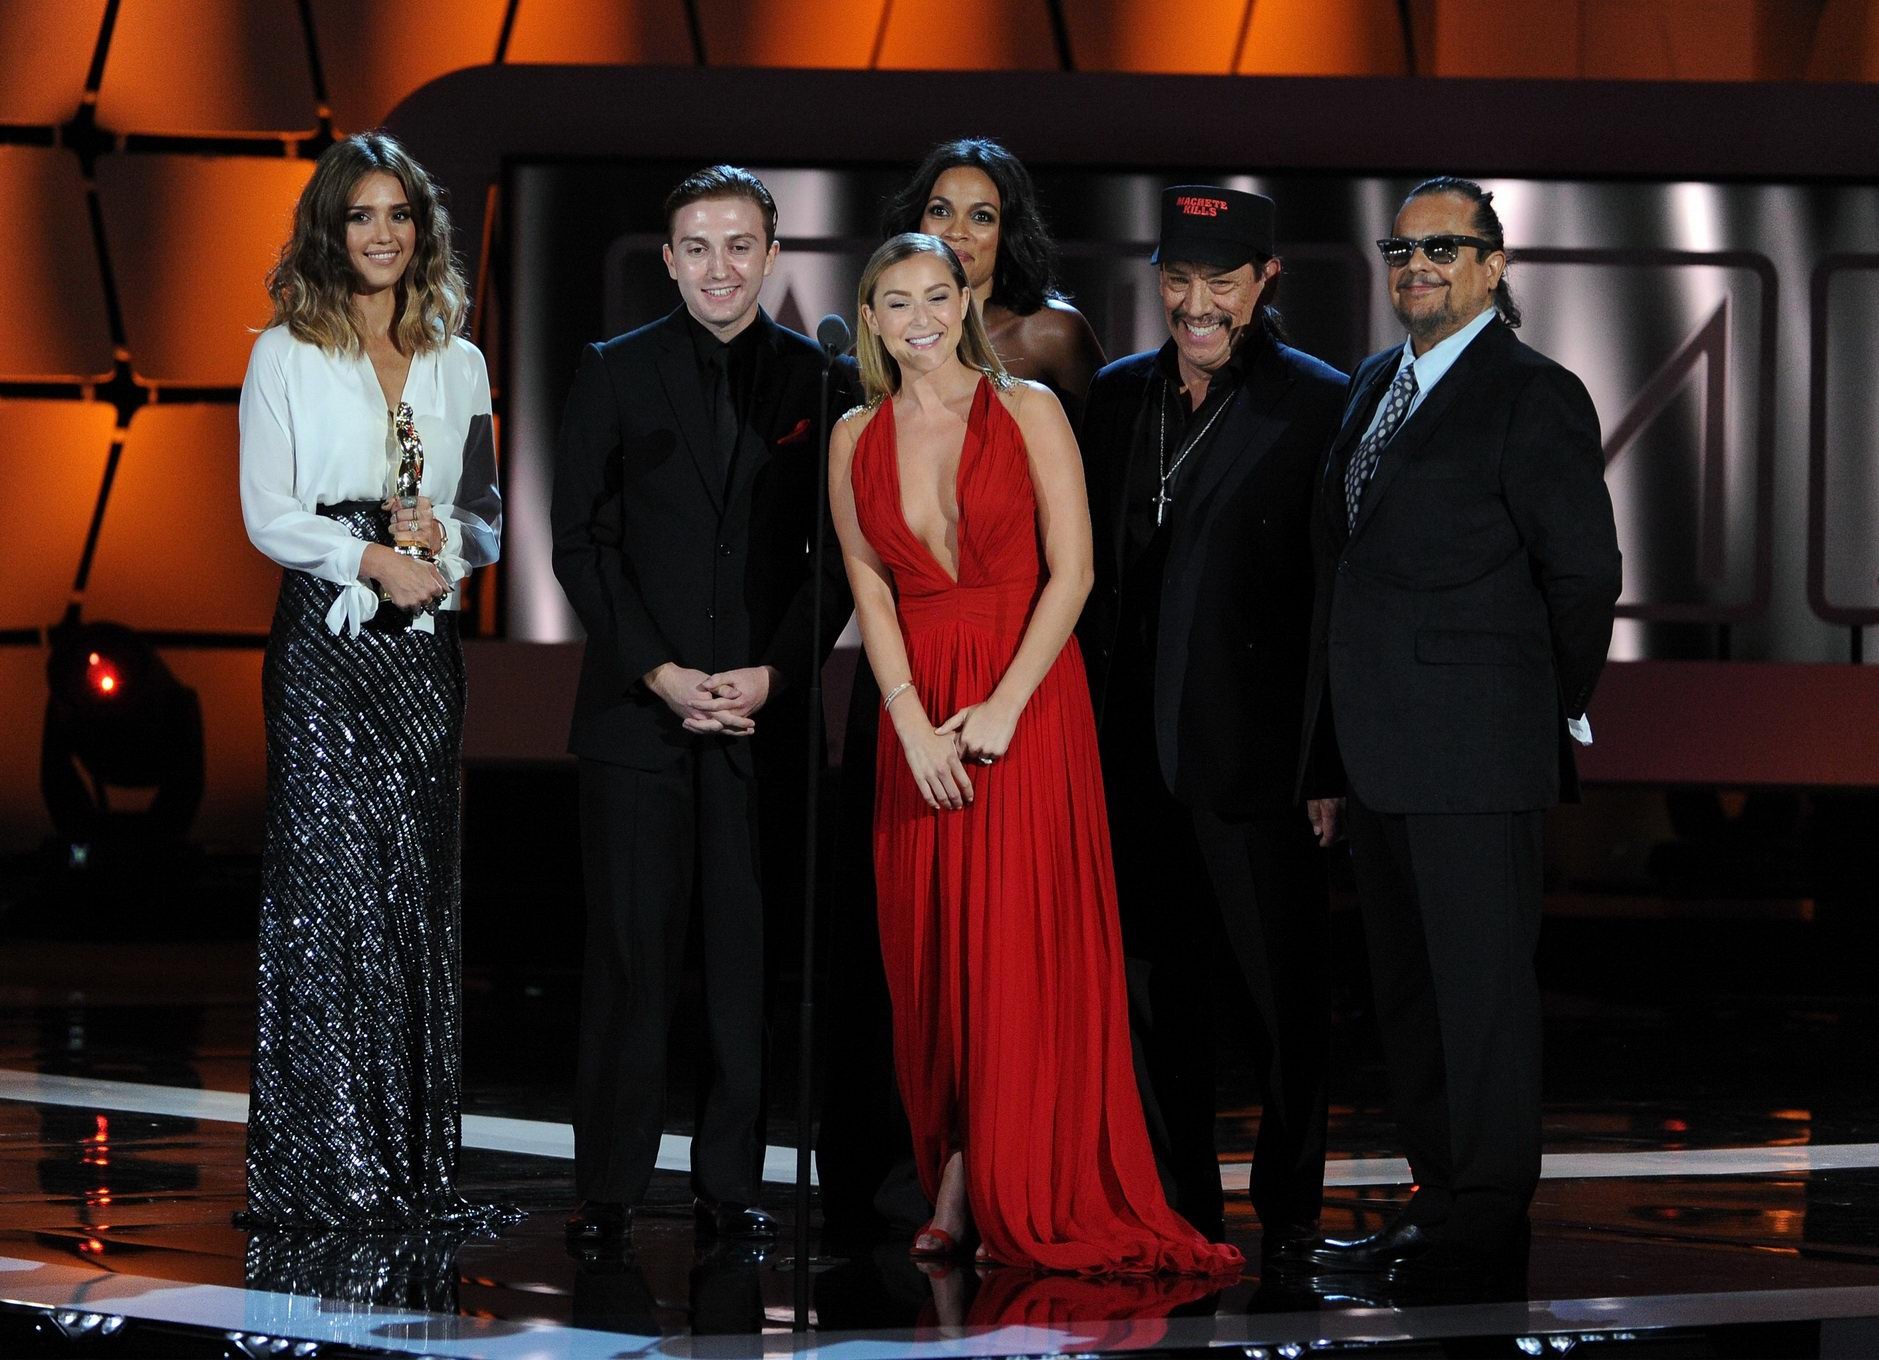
[850,377,1242,1276]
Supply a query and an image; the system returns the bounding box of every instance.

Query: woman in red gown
[827,233,1242,1277]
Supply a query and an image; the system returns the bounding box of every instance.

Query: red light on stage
[86,653,119,696]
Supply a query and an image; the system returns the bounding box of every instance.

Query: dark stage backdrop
[501,160,1879,679]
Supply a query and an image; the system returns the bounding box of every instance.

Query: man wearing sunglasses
[1297,177,1621,1286]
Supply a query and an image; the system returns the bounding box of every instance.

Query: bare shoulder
[838,401,882,435]
[997,378,1074,453]
[996,376,1063,421]
[830,401,880,460]
[1030,297,1096,340]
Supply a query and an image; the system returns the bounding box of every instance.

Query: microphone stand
[792,316,849,1330]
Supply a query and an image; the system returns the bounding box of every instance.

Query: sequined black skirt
[244,502,518,1233]
[244,1227,470,1312]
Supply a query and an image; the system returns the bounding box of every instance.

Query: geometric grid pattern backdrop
[1,0,1876,853]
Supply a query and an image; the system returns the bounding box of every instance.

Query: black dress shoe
[1304,1219,1438,1271]
[565,1200,631,1243]
[694,1200,779,1240]
[1260,1221,1322,1266]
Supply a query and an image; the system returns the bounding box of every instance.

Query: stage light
[89,654,119,695]
[40,619,204,860]
[34,1309,125,1343]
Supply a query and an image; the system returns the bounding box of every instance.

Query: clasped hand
[646,663,776,736]
[361,541,449,610]
[900,700,1017,813]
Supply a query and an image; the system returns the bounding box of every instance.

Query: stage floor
[1,934,1877,1358]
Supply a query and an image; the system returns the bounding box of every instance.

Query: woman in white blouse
[236,131,514,1233]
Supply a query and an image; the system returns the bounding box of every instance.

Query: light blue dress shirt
[1357,304,1499,445]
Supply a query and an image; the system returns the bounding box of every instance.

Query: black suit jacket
[1299,318,1622,814]
[551,306,859,769]
[1079,335,1348,816]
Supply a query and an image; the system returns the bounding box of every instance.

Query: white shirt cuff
[325,581,381,637]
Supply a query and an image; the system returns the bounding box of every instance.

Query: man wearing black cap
[1077,186,1347,1260]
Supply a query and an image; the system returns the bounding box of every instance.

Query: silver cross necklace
[1155,378,1236,526]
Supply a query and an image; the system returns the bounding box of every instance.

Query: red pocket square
[775,417,812,446]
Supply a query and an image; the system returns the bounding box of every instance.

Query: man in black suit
[1078,186,1347,1261]
[552,166,858,1243]
[1301,178,1621,1280]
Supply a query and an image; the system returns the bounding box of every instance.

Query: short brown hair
[663,165,778,245]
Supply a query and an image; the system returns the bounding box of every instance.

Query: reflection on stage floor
[0,934,1876,1358]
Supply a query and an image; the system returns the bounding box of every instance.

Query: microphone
[816,313,852,356]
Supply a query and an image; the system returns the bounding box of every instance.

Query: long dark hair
[1403,175,1521,328]
[882,138,1061,316]
[265,132,466,355]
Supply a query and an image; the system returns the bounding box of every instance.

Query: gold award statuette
[392,401,433,561]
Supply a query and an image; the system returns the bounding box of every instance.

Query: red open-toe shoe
[911,1223,962,1259]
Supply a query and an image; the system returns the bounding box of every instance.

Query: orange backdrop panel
[506,0,695,65]
[0,1,107,127]
[0,149,115,383]
[1062,0,1250,74]
[1428,0,1581,77]
[1238,0,1409,75]
[85,404,281,634]
[873,0,1059,70]
[96,154,311,387]
[1807,0,1879,80]
[95,0,318,137]
[0,646,53,854]
[688,0,888,68]
[308,0,507,132]
[162,647,267,850]
[0,400,118,629]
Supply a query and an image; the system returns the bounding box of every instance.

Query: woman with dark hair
[884,138,1106,423]
[237,131,513,1231]
[827,232,1240,1277]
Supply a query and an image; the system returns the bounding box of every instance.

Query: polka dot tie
[1345,363,1419,531]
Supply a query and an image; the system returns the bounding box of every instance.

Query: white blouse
[239,326,501,636]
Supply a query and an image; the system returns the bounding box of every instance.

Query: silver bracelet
[881,681,913,711]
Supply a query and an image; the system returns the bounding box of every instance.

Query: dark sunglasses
[1375,234,1498,267]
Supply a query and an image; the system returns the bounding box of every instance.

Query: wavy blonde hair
[265,132,467,355]
[856,233,1008,406]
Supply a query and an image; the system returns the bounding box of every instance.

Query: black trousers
[1344,792,1545,1235]
[1191,805,1330,1234]
[574,749,766,1207]
[1103,715,1330,1240]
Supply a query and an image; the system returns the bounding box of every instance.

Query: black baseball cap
[1151,185,1276,270]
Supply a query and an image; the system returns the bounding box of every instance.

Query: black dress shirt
[686,311,766,487]
[1113,334,1257,687]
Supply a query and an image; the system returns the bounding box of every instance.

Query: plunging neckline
[363,346,417,417]
[886,377,985,587]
